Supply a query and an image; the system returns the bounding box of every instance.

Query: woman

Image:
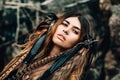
[0,12,97,80]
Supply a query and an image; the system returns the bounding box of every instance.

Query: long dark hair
[33,12,91,60]
[0,12,96,80]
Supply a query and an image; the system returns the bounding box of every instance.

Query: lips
[57,34,66,41]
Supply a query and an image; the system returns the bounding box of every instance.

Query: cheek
[54,25,63,34]
[65,35,80,48]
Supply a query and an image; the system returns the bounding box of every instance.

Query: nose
[63,28,69,35]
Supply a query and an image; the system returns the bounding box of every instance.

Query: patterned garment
[22,53,84,80]
[48,53,83,80]
[2,48,89,80]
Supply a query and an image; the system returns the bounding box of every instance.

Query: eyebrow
[64,20,81,30]
[64,20,70,24]
[73,26,81,31]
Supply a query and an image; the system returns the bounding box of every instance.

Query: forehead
[65,17,81,28]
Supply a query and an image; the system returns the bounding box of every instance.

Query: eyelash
[73,29,79,34]
[61,22,68,27]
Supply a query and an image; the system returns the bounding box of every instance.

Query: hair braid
[7,53,62,79]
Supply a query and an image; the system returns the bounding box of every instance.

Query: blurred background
[0,0,120,80]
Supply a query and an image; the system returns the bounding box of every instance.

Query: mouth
[57,34,66,41]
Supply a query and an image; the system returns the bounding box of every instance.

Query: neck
[50,45,64,56]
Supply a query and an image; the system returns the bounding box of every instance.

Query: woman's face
[52,17,81,49]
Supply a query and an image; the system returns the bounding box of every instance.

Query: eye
[61,22,68,27]
[72,29,79,35]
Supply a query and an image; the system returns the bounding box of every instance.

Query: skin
[51,17,81,56]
